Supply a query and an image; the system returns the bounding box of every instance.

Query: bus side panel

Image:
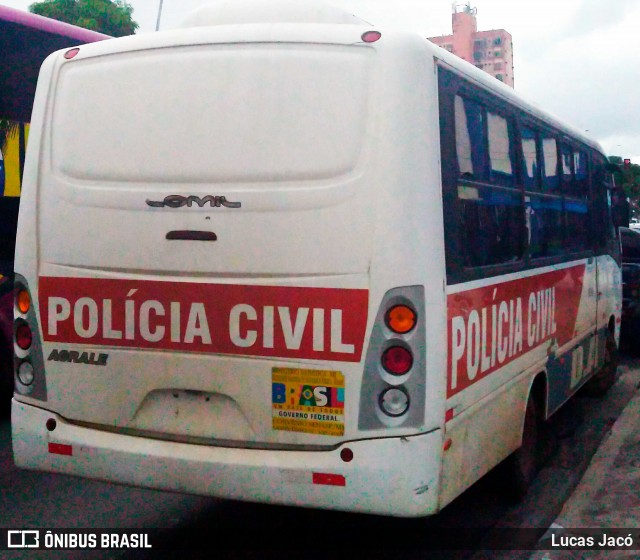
[439,369,532,507]
[597,254,622,341]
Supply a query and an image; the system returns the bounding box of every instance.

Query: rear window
[51,45,371,184]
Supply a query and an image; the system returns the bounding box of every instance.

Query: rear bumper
[12,399,443,517]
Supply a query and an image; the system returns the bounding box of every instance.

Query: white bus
[12,1,624,517]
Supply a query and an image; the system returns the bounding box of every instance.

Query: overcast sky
[5,0,640,160]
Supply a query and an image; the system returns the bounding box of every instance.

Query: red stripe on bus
[39,277,369,362]
[447,264,586,398]
[48,443,73,456]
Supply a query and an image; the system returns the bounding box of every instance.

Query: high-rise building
[428,3,514,87]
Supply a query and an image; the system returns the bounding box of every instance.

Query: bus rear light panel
[13,274,48,400]
[358,286,426,430]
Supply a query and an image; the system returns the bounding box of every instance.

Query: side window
[454,95,488,180]
[522,130,563,259]
[541,136,560,192]
[560,143,573,191]
[564,198,590,252]
[591,154,616,245]
[526,195,564,259]
[565,148,590,252]
[458,185,523,267]
[521,127,538,190]
[454,94,523,268]
[439,70,603,279]
[573,150,589,196]
[487,111,514,186]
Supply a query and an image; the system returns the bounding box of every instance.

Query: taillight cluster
[358,287,426,431]
[377,305,417,418]
[14,283,36,393]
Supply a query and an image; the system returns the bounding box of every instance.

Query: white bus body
[12,1,621,517]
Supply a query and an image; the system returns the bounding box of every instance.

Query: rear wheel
[504,395,543,500]
[583,330,618,397]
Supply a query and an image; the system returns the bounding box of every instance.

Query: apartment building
[428,3,514,87]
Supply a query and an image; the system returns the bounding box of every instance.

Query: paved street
[1,352,639,559]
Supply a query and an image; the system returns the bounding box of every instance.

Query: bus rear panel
[12,15,448,517]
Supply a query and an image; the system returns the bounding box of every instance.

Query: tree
[29,0,138,37]
[609,155,640,221]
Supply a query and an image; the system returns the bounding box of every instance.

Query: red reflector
[15,322,32,350]
[48,443,73,456]
[443,438,453,451]
[340,448,354,462]
[381,346,413,375]
[361,30,382,43]
[312,473,346,487]
[445,408,454,422]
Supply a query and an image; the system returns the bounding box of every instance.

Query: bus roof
[0,4,110,121]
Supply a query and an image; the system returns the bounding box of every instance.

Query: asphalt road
[1,352,639,560]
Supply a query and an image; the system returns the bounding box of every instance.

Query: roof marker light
[64,48,80,59]
[361,30,381,43]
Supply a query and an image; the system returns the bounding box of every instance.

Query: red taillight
[381,346,413,375]
[15,321,33,350]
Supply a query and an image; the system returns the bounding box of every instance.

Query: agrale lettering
[47,349,108,366]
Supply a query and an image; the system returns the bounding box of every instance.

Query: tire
[504,396,542,500]
[583,331,618,397]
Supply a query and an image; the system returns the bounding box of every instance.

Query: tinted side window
[574,150,589,196]
[455,95,488,180]
[565,198,590,252]
[591,154,616,248]
[452,92,523,269]
[487,111,514,186]
[458,185,523,266]
[541,136,560,192]
[521,127,538,190]
[560,143,573,188]
[526,194,564,258]
[565,148,590,252]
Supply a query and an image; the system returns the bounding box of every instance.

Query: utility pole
[155,0,164,31]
